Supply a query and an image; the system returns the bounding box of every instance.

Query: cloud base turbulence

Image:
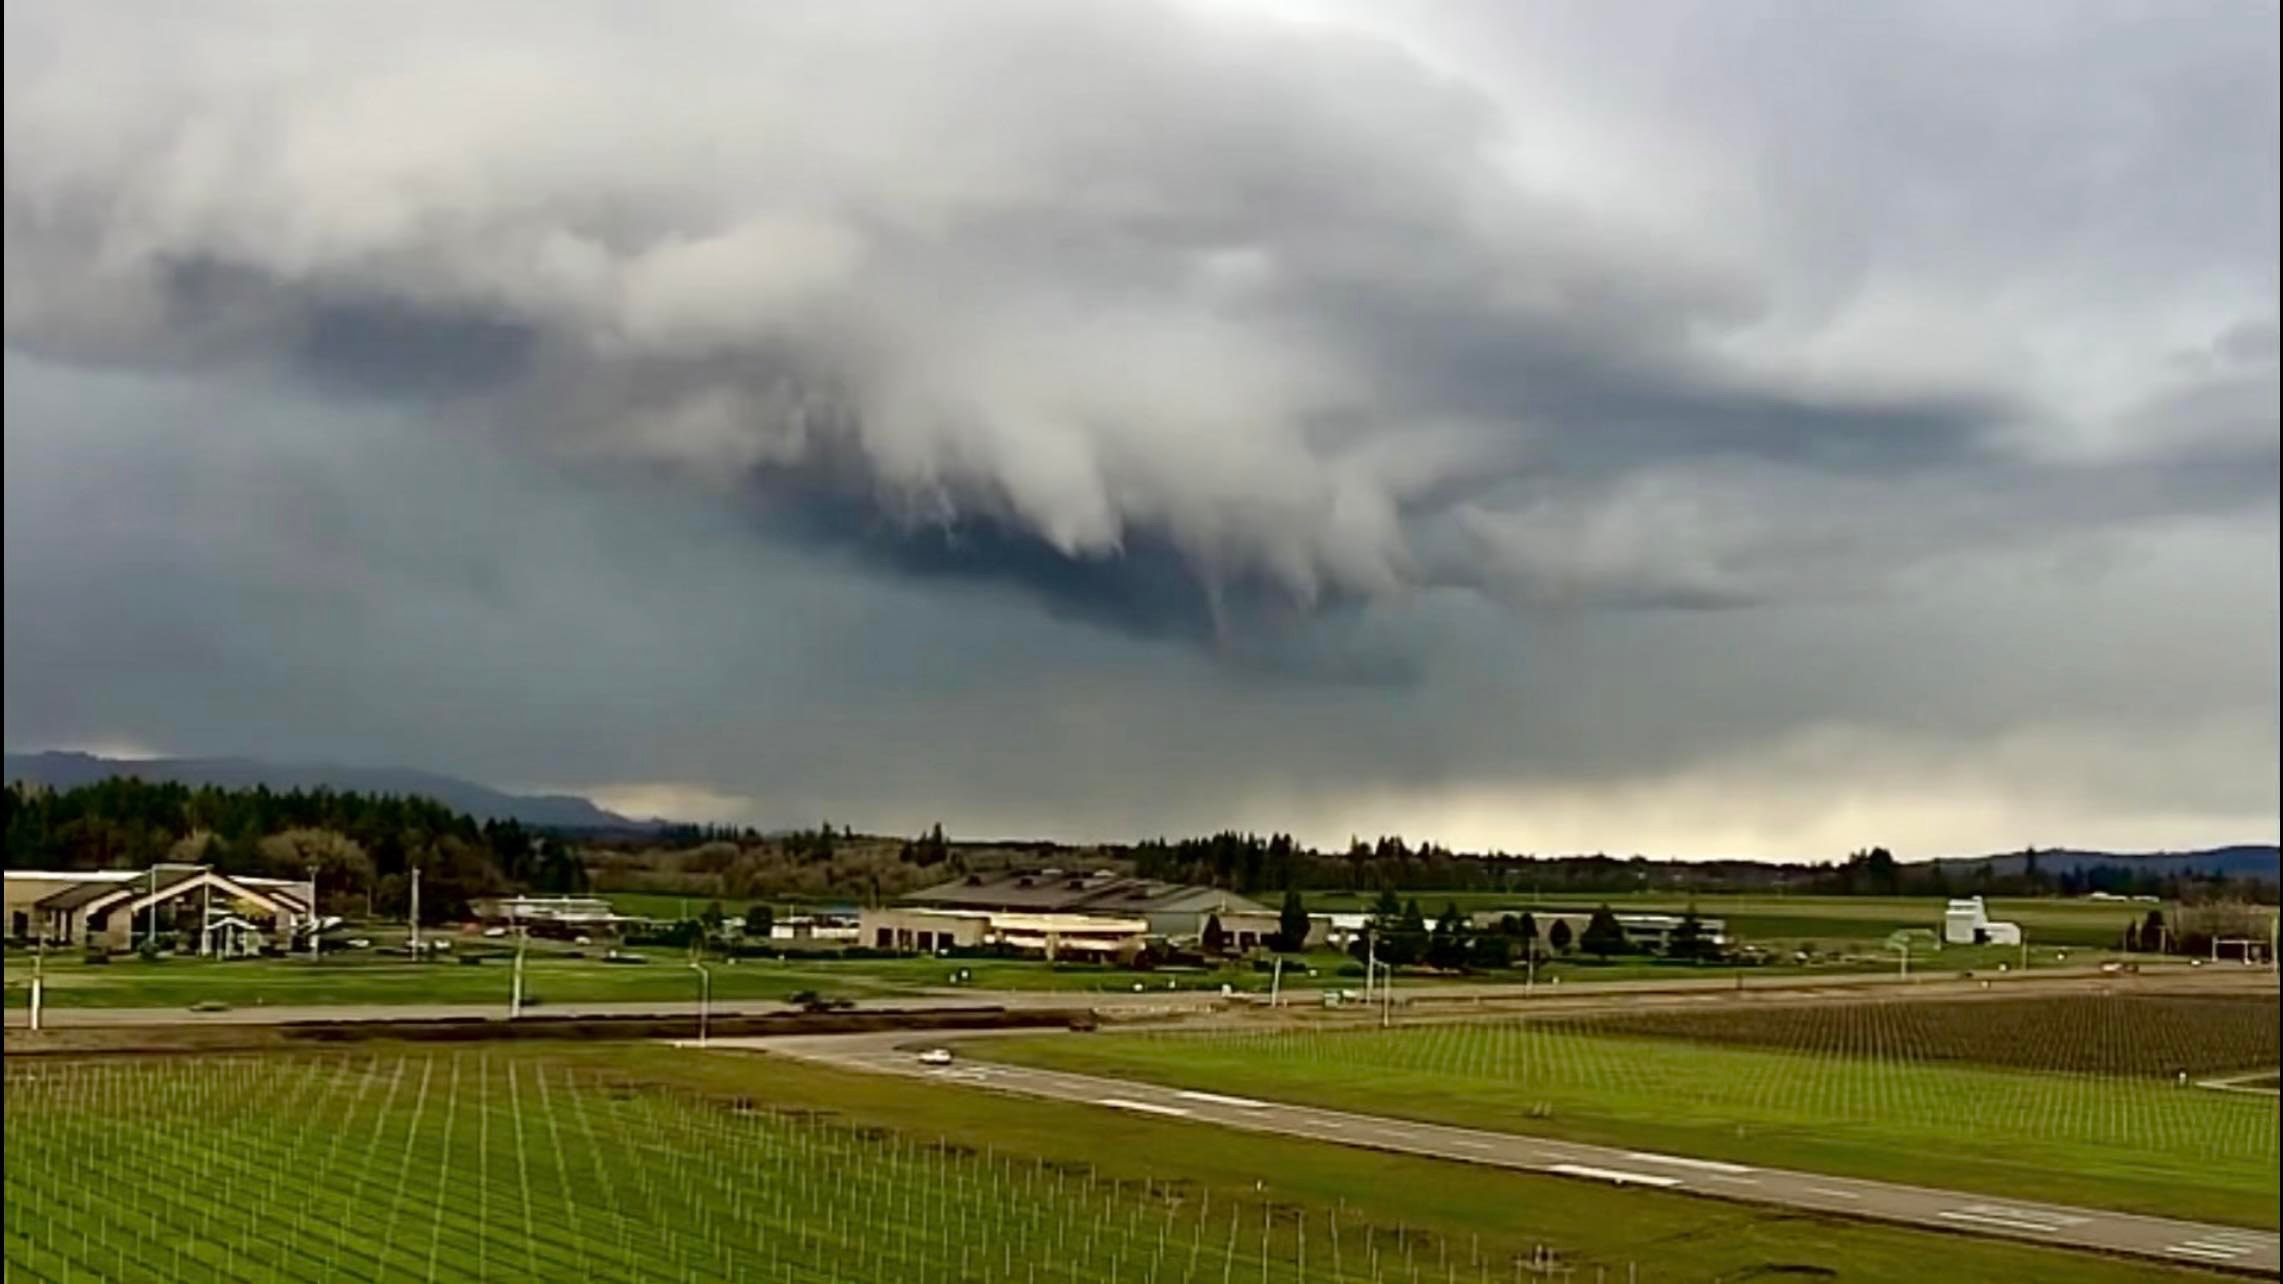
[5,0,2276,857]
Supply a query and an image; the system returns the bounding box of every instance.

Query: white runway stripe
[1622,1152,1754,1174]
[1174,1090,1270,1108]
[1096,1097,1191,1117]
[1938,1211,2062,1234]
[1547,1163,1682,1188]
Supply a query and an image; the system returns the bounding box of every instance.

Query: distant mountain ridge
[3,751,664,832]
[1934,845,2279,882]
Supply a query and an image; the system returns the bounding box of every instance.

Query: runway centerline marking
[1547,1163,1682,1188]
[1175,1090,1270,1109]
[1938,1212,2063,1234]
[1623,1152,1755,1175]
[1097,1098,1191,1118]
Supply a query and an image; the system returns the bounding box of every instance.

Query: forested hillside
[3,778,584,920]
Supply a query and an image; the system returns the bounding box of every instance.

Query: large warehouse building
[858,905,1152,961]
[900,869,1266,940]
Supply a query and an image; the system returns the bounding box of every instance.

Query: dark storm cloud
[10,0,2268,637]
[4,0,2276,853]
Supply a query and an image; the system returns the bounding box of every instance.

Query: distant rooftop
[904,869,1266,916]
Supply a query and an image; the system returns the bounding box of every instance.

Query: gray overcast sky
[5,0,2277,857]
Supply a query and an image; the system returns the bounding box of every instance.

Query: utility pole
[143,866,157,953]
[409,866,422,959]
[510,926,527,1019]
[1270,957,1283,1009]
[1379,960,1393,1028]
[308,864,321,962]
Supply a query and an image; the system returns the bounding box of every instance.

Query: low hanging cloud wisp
[7,0,2273,643]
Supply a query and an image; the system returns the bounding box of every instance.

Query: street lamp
[688,959,712,1047]
[28,937,43,1032]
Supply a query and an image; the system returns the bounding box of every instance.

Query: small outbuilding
[1943,896,2021,946]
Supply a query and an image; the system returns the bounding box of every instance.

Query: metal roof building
[901,869,1266,940]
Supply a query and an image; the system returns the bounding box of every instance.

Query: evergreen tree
[1669,909,1706,962]
[1580,904,1628,958]
[1276,889,1311,953]
[1548,918,1574,953]
[2141,908,2169,954]
[1427,901,1472,969]
[1202,914,1230,955]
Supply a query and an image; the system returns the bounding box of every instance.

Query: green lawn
[0,950,1308,1011]
[974,1018,2281,1229]
[3,935,2133,1011]
[4,1043,2237,1283]
[1306,891,2165,948]
[594,890,795,920]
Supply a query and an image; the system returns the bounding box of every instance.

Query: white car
[916,1048,955,1067]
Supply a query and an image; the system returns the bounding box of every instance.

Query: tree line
[1129,833,2269,901]
[3,778,586,922]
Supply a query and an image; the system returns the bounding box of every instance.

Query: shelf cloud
[6,0,2275,853]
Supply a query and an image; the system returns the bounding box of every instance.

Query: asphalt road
[721,1029,2283,1278]
[0,990,1213,1029]
[11,958,2245,1028]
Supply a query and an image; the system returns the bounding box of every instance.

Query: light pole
[307,864,321,963]
[510,926,527,1019]
[28,937,43,1032]
[1269,957,1283,1008]
[1377,959,1393,1028]
[409,866,422,959]
[688,959,712,1047]
[1364,934,1377,1010]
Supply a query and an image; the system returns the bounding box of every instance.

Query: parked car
[916,1048,955,1066]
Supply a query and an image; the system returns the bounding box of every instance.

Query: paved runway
[11,958,2240,1029]
[0,989,1211,1029]
[723,1029,2282,1278]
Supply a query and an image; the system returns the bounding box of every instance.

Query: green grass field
[1304,891,2164,948]
[1,937,2138,1012]
[977,997,2282,1228]
[0,950,1306,1011]
[3,1044,2239,1283]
